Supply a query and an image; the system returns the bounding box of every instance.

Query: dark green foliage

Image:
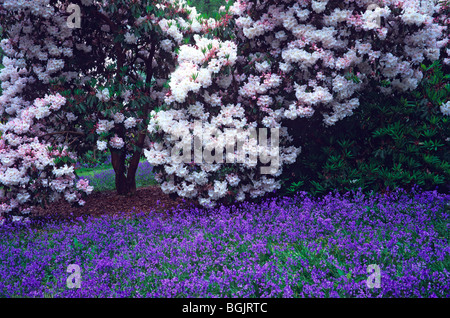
[77,150,111,169]
[284,60,450,198]
[188,0,233,17]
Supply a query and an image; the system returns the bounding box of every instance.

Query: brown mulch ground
[32,186,200,222]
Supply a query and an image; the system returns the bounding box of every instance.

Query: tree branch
[92,9,119,33]
[38,131,85,138]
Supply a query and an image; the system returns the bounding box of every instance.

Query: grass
[76,159,158,192]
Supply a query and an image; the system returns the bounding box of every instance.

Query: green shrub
[76,149,111,170]
[188,0,233,18]
[284,60,450,198]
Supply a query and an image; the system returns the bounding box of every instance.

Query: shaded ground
[32,186,199,222]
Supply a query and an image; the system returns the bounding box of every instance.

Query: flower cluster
[0,0,231,218]
[89,0,226,170]
[146,33,295,206]
[230,0,447,124]
[1,187,448,297]
[0,94,93,221]
[165,35,237,104]
[0,0,99,220]
[1,0,449,213]
[441,100,450,115]
[147,0,449,206]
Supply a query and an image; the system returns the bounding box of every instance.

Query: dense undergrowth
[284,60,450,198]
[1,186,449,297]
[76,156,157,192]
[1,0,449,299]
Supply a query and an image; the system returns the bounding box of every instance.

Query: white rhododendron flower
[96,120,114,134]
[124,117,137,129]
[96,88,110,102]
[66,112,78,121]
[76,179,94,194]
[440,101,450,116]
[113,112,125,123]
[97,140,107,151]
[124,32,138,44]
[52,165,75,177]
[109,135,125,149]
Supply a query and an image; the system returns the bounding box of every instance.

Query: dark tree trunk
[107,39,155,196]
[109,133,147,196]
[125,131,147,193]
[110,148,136,195]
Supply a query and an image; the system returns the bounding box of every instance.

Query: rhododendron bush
[146,0,449,207]
[0,0,449,221]
[0,0,222,222]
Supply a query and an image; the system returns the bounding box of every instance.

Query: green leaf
[346,271,352,280]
